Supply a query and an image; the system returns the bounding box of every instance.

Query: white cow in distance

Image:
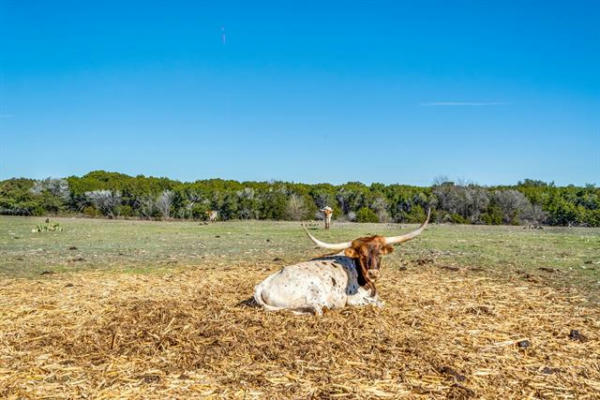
[320,206,333,229]
[205,210,218,222]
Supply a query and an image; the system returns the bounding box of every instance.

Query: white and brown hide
[253,254,382,315]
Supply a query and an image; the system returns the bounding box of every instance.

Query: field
[1,216,599,398]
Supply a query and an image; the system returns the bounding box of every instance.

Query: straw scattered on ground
[1,262,598,399]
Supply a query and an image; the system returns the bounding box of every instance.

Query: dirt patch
[0,265,598,399]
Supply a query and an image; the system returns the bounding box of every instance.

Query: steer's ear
[344,247,359,258]
[381,245,394,255]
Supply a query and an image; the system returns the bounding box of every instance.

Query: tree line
[0,171,598,226]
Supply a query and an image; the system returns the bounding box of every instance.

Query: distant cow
[205,210,218,222]
[254,209,431,315]
[320,206,333,229]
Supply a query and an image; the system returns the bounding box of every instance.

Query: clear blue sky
[1,1,598,185]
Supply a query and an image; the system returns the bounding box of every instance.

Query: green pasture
[1,216,599,299]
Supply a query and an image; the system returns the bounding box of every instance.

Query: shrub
[449,213,468,224]
[116,205,133,217]
[137,196,155,219]
[237,188,258,219]
[40,192,63,214]
[286,194,307,221]
[259,191,287,220]
[155,190,175,219]
[219,193,240,220]
[492,190,531,224]
[191,203,210,220]
[405,205,427,223]
[481,206,503,225]
[588,209,600,227]
[83,206,100,217]
[331,204,343,220]
[346,211,357,222]
[520,204,547,225]
[30,178,70,200]
[85,190,122,217]
[356,207,379,223]
[371,196,390,222]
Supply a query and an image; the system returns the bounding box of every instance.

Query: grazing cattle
[205,210,218,222]
[254,209,431,315]
[320,206,333,229]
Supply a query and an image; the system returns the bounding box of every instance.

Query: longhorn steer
[320,206,333,229]
[205,210,218,222]
[254,209,431,315]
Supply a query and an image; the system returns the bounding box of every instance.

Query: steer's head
[344,236,393,282]
[302,209,431,292]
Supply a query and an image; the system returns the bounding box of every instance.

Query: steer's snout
[367,269,380,280]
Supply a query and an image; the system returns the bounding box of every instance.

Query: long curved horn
[302,224,352,250]
[384,208,431,245]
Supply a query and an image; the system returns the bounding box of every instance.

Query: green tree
[356,207,378,223]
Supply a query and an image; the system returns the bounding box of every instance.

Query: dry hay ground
[1,264,599,399]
